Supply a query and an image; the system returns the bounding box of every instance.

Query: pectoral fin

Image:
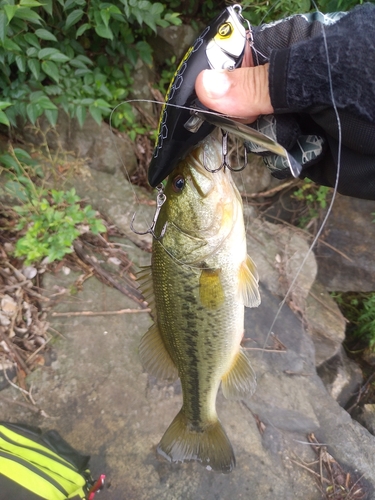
[221,348,257,399]
[139,323,178,382]
[238,255,261,308]
[199,269,224,310]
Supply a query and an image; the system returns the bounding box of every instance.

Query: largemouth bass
[138,134,260,473]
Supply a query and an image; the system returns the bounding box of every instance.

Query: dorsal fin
[238,255,261,308]
[221,348,257,399]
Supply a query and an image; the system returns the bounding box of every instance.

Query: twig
[263,214,353,262]
[47,326,66,339]
[26,336,52,362]
[51,308,151,318]
[3,366,36,405]
[0,394,41,414]
[241,179,299,199]
[2,279,32,292]
[73,240,148,308]
[346,371,375,413]
[290,458,331,484]
[0,329,31,375]
[243,347,287,353]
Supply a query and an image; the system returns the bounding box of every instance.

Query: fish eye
[172,175,185,193]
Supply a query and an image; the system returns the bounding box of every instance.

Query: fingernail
[202,70,231,99]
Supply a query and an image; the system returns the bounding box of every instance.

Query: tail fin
[157,410,235,473]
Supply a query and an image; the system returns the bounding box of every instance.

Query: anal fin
[238,255,261,308]
[139,323,178,382]
[221,348,257,399]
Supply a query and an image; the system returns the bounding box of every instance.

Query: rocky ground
[1,116,375,498]
[1,23,375,495]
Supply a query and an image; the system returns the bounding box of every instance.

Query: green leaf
[26,102,43,124]
[3,37,21,52]
[42,0,53,16]
[27,58,40,79]
[15,54,26,72]
[65,9,84,30]
[76,22,90,37]
[41,60,59,83]
[0,10,7,43]
[20,0,43,7]
[0,110,10,126]
[24,33,40,49]
[49,52,70,62]
[44,108,58,126]
[34,95,57,110]
[14,7,42,23]
[89,104,102,125]
[94,24,113,40]
[75,104,86,127]
[4,5,18,23]
[27,47,39,57]
[100,9,110,27]
[34,28,57,41]
[0,101,11,111]
[38,47,60,59]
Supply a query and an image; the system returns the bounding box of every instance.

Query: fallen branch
[51,308,151,318]
[241,179,299,199]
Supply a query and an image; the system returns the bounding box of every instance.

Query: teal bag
[0,422,104,500]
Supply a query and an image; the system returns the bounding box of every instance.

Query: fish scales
[138,134,261,472]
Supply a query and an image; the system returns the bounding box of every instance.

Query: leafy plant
[0,0,181,131]
[1,146,106,265]
[332,292,375,351]
[14,187,105,264]
[292,179,331,227]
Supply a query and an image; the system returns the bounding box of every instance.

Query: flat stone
[316,193,375,292]
[305,280,346,366]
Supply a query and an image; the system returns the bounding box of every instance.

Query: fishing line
[260,1,343,357]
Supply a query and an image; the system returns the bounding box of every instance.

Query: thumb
[195,65,273,123]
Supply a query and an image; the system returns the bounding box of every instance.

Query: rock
[352,404,375,436]
[246,218,317,307]
[150,24,198,66]
[362,347,375,366]
[316,193,375,292]
[130,59,158,118]
[234,154,278,196]
[305,280,347,366]
[317,347,363,407]
[19,113,138,176]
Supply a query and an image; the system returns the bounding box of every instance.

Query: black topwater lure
[148,4,303,188]
[148,4,249,188]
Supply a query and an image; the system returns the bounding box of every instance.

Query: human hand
[195,64,273,124]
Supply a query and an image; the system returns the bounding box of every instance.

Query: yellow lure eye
[217,22,233,38]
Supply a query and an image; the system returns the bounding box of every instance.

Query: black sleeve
[268,3,375,123]
[248,4,375,200]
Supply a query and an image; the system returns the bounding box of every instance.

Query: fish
[138,134,261,473]
[148,5,248,188]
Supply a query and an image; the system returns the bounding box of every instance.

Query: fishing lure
[148,4,302,188]
[148,4,250,188]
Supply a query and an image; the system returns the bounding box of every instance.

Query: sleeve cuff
[269,48,291,113]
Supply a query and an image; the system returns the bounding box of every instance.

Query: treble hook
[130,184,167,240]
[203,130,247,173]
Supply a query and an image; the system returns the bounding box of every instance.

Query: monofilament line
[261,2,343,357]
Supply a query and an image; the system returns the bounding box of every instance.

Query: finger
[195,65,273,123]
